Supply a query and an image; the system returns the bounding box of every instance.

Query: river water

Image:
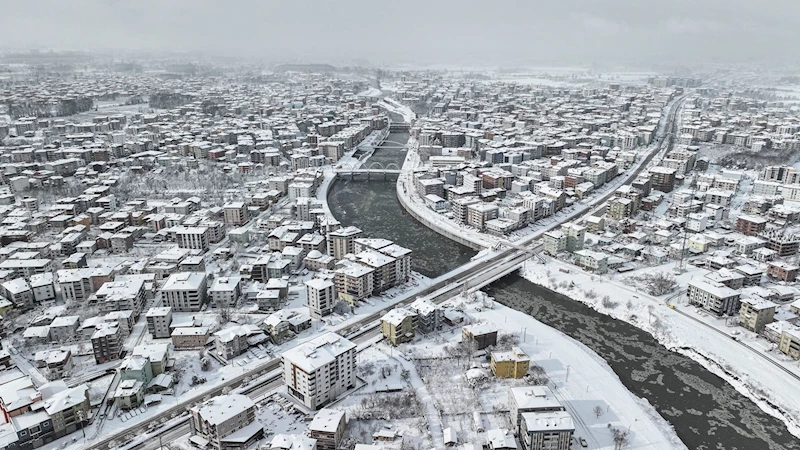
[326,128,800,449]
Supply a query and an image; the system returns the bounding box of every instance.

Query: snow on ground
[449,293,686,450]
[357,87,382,98]
[336,296,686,450]
[520,256,800,439]
[378,98,415,124]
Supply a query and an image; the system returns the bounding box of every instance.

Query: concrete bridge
[389,122,410,132]
[334,161,403,179]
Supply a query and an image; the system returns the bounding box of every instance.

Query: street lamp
[76,409,86,439]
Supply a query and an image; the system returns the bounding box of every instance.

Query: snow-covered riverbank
[520,258,800,439]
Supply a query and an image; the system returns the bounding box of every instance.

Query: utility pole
[565,365,570,383]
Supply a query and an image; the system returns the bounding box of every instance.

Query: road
[94,94,688,450]
[668,295,800,383]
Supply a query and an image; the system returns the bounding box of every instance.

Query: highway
[95,94,688,450]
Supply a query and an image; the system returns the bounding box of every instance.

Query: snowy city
[0,2,799,450]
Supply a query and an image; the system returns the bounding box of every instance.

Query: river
[326,126,800,449]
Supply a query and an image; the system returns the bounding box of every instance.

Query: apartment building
[190,394,263,450]
[542,230,567,256]
[560,223,586,252]
[282,332,356,410]
[334,261,374,305]
[607,197,633,220]
[520,411,574,450]
[467,203,499,231]
[738,298,776,333]
[0,377,91,450]
[162,272,208,312]
[767,261,799,282]
[48,316,80,343]
[380,307,416,346]
[452,198,481,224]
[736,215,767,237]
[490,347,530,379]
[175,226,210,251]
[508,386,566,430]
[306,278,336,319]
[687,278,741,316]
[778,326,800,359]
[91,322,123,363]
[171,327,211,350]
[145,306,173,338]
[379,244,413,284]
[328,226,363,260]
[214,324,264,361]
[573,250,609,274]
[209,276,242,307]
[462,323,499,350]
[408,297,441,333]
[355,250,397,294]
[649,166,677,193]
[93,278,146,317]
[223,202,249,226]
[57,268,94,302]
[309,409,346,450]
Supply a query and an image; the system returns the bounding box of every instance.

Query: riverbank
[316,127,389,216]
[392,95,688,252]
[520,257,800,440]
[454,292,688,450]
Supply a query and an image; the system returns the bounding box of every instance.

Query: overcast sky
[2,0,798,66]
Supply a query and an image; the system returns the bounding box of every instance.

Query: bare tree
[332,300,352,315]
[626,271,677,296]
[601,296,618,309]
[611,427,630,450]
[593,406,604,418]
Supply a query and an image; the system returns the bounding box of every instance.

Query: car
[579,438,588,448]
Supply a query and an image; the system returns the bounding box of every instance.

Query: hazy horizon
[2,0,799,67]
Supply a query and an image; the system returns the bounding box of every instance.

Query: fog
[2,0,798,65]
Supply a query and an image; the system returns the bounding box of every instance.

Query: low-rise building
[490,347,530,379]
[462,324,498,350]
[520,411,574,450]
[738,297,776,333]
[779,327,800,360]
[767,261,799,282]
[687,278,741,316]
[171,327,211,350]
[308,409,346,450]
[380,308,416,346]
[190,394,263,450]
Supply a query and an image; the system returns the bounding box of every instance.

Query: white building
[306,278,336,319]
[176,227,210,251]
[282,332,356,410]
[209,277,243,307]
[190,394,263,450]
[162,272,208,312]
[145,307,173,339]
[520,411,574,450]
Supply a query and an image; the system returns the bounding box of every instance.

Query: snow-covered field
[520,257,800,439]
[336,322,686,450]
